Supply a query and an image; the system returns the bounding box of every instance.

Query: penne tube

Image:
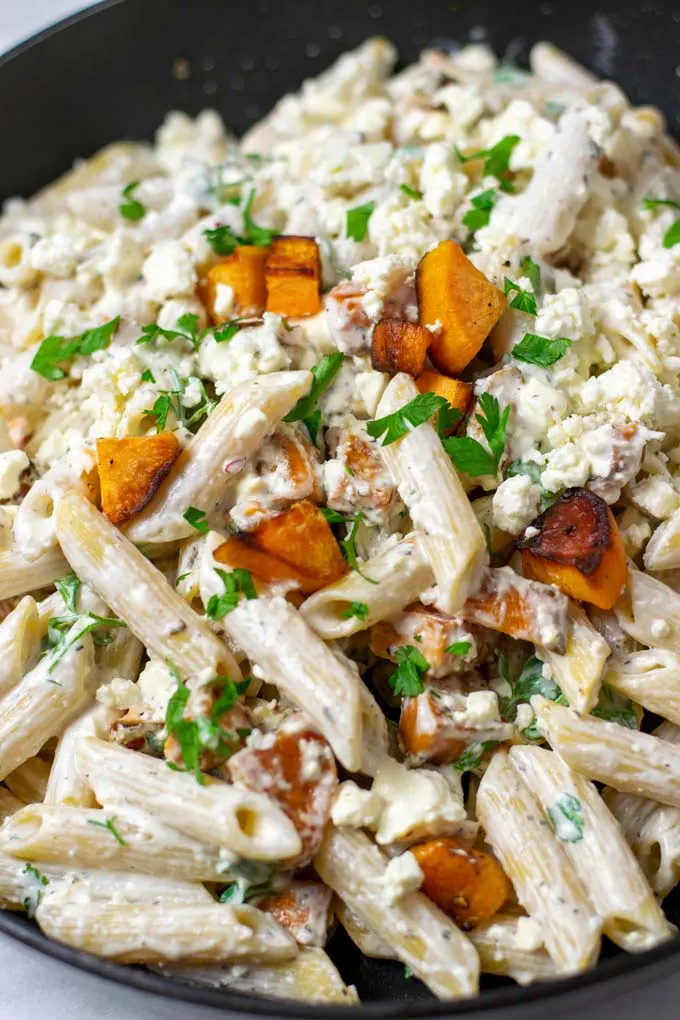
[152,947,359,1004]
[334,900,395,959]
[0,596,40,697]
[356,678,390,778]
[0,544,69,601]
[75,736,302,862]
[95,627,145,687]
[468,915,558,986]
[44,704,120,807]
[0,787,25,821]
[1,803,232,883]
[510,745,671,952]
[315,825,480,1000]
[13,463,95,562]
[55,490,241,685]
[374,374,486,616]
[36,891,298,965]
[614,567,680,651]
[476,752,601,974]
[0,628,94,781]
[643,509,680,571]
[300,534,433,640]
[533,696,680,808]
[603,649,680,726]
[4,757,51,804]
[536,602,610,713]
[124,371,312,544]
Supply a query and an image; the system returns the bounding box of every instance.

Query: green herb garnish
[183,506,209,533]
[366,392,449,446]
[462,188,497,232]
[445,641,472,657]
[592,684,637,729]
[136,313,202,352]
[342,601,370,622]
[87,815,126,846]
[443,393,509,477]
[511,333,572,367]
[346,201,376,242]
[504,277,537,316]
[388,645,429,698]
[30,317,121,381]
[456,135,520,191]
[454,740,499,773]
[547,793,584,842]
[119,181,146,221]
[283,352,344,439]
[400,184,423,200]
[206,568,257,621]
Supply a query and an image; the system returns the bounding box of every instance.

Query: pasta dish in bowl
[0,31,680,1007]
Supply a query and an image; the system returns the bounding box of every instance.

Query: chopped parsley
[214,318,244,343]
[342,601,370,622]
[592,684,637,729]
[504,277,537,316]
[203,225,241,256]
[454,740,499,773]
[336,511,376,584]
[641,196,680,248]
[242,187,277,247]
[55,571,80,614]
[136,313,202,352]
[205,567,257,621]
[399,184,423,200]
[183,506,209,533]
[403,965,415,981]
[520,255,541,293]
[219,862,278,903]
[462,188,497,232]
[22,863,49,919]
[283,352,344,440]
[366,392,449,446]
[141,368,155,383]
[500,653,566,740]
[146,370,217,433]
[30,317,121,381]
[44,576,125,674]
[511,333,572,367]
[443,392,509,478]
[456,135,520,191]
[87,815,126,846]
[445,641,472,657]
[203,187,276,253]
[119,181,146,221]
[346,201,376,242]
[493,61,531,86]
[547,793,584,843]
[388,645,429,698]
[505,459,558,512]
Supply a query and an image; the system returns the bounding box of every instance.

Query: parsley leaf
[219,861,278,903]
[641,196,680,212]
[141,368,155,383]
[44,612,125,673]
[145,370,216,434]
[506,459,558,511]
[457,135,520,191]
[214,318,243,343]
[520,255,541,293]
[284,353,344,427]
[206,567,257,621]
[592,684,638,729]
[502,654,565,719]
[511,333,572,367]
[462,188,497,232]
[119,181,146,221]
[346,201,376,242]
[547,793,584,843]
[183,506,209,533]
[504,277,537,316]
[342,601,370,621]
[242,188,277,247]
[136,313,202,352]
[87,815,126,846]
[403,965,415,981]
[366,393,449,446]
[388,645,429,698]
[444,393,510,478]
[339,512,377,584]
[454,740,499,773]
[400,184,423,200]
[55,571,80,615]
[664,221,680,249]
[22,863,49,919]
[203,225,241,256]
[445,641,471,657]
[30,317,120,381]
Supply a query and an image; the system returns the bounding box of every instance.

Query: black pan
[1,0,680,1015]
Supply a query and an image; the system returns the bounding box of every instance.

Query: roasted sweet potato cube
[258,881,333,946]
[411,836,511,928]
[96,434,180,525]
[265,236,322,317]
[251,500,348,591]
[460,566,570,653]
[214,535,314,593]
[228,719,337,864]
[371,319,432,377]
[518,487,628,610]
[416,240,505,376]
[416,371,472,435]
[199,245,268,323]
[399,693,466,764]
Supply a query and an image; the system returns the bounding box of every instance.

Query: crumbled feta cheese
[95,677,140,710]
[514,916,544,952]
[492,475,541,535]
[142,240,197,302]
[651,618,671,640]
[331,781,383,828]
[379,851,424,904]
[372,759,466,845]
[199,313,291,394]
[30,235,78,278]
[452,691,501,728]
[0,450,29,500]
[629,475,680,520]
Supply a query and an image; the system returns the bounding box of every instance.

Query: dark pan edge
[0,0,125,70]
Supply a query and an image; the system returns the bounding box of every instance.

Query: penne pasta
[536,602,610,714]
[0,544,69,601]
[44,704,120,808]
[603,649,680,726]
[123,371,312,544]
[0,596,40,697]
[643,509,680,571]
[468,915,558,986]
[315,825,480,1000]
[0,787,25,821]
[374,373,486,616]
[476,752,601,974]
[4,758,51,804]
[614,567,680,652]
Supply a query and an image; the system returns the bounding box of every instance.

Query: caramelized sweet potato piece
[251,500,348,591]
[228,718,337,863]
[399,693,466,764]
[265,236,322,317]
[96,434,180,525]
[370,604,476,677]
[371,319,431,377]
[518,487,628,610]
[460,566,570,653]
[325,432,396,520]
[416,371,472,435]
[214,535,314,593]
[258,881,333,946]
[416,240,505,375]
[411,836,511,928]
[200,245,268,322]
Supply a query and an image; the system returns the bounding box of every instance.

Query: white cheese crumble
[0,450,29,500]
[330,781,383,829]
[379,851,424,904]
[492,475,541,535]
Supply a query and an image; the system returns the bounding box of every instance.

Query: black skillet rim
[0,0,679,1013]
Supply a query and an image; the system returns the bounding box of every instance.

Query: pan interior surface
[1,0,680,1014]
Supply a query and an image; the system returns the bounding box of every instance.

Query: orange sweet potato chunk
[416,371,472,435]
[200,245,268,323]
[97,434,180,525]
[371,319,432,377]
[460,567,570,652]
[251,500,348,590]
[416,240,505,376]
[518,487,628,610]
[399,693,466,764]
[411,836,511,928]
[265,236,322,317]
[228,721,337,863]
[214,535,315,593]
